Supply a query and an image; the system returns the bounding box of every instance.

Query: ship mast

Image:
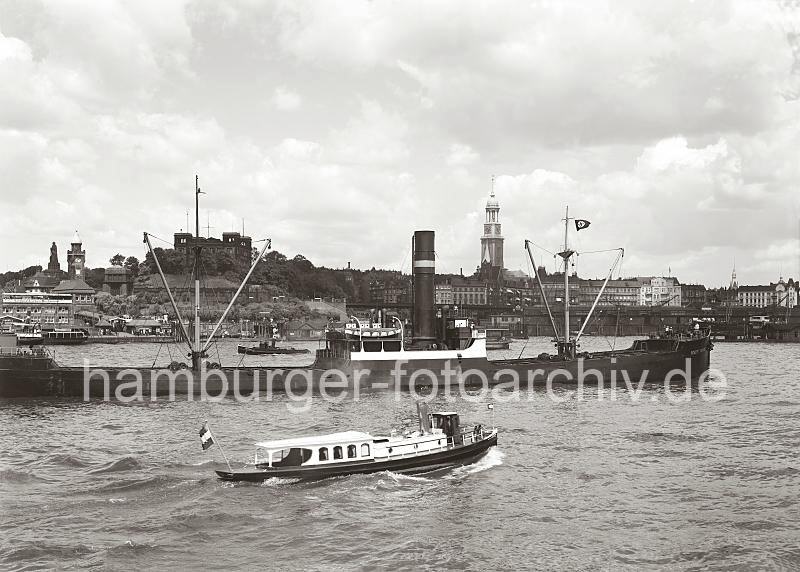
[558,206,575,358]
[193,175,203,370]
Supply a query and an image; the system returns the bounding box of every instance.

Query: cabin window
[273,448,313,467]
[319,447,329,461]
[333,446,343,460]
[361,444,370,456]
[347,444,357,458]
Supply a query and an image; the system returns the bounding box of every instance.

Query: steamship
[311,220,712,388]
[0,191,711,397]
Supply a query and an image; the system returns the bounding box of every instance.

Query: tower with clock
[67,230,86,279]
[480,183,504,273]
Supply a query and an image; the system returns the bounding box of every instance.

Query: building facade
[103,266,134,296]
[53,279,96,315]
[639,277,681,307]
[434,282,454,305]
[0,292,73,325]
[451,277,488,306]
[173,231,252,266]
[681,283,708,308]
[738,278,798,308]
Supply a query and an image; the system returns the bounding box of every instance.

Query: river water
[2,339,799,570]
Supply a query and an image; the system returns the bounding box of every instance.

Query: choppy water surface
[2,339,799,570]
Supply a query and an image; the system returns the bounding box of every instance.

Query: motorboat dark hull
[237,345,310,355]
[215,431,498,482]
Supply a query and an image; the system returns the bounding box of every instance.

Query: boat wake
[385,471,435,483]
[447,448,504,478]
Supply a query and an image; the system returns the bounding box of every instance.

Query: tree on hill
[124,256,140,277]
[110,253,125,266]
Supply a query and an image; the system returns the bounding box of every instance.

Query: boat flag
[199,422,214,451]
[575,219,591,231]
[487,403,494,410]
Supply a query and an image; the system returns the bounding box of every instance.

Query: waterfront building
[434,281,453,305]
[369,278,411,305]
[173,231,252,266]
[67,231,86,279]
[451,277,488,306]
[53,279,96,315]
[740,278,799,308]
[775,277,798,308]
[286,317,329,340]
[681,284,708,308]
[737,285,774,307]
[22,273,60,293]
[578,278,642,307]
[639,277,682,306]
[0,291,73,326]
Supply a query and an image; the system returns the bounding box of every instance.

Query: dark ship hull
[0,333,711,397]
[237,344,310,355]
[310,333,712,388]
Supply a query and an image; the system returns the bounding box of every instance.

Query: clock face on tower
[484,224,491,235]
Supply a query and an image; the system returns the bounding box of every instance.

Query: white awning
[255,431,374,450]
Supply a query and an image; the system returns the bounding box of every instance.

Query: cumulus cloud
[271,86,302,111]
[0,0,798,286]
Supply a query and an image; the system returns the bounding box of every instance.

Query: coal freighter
[313,211,712,388]
[0,193,712,397]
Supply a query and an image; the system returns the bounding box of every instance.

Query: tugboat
[237,339,310,355]
[210,404,498,482]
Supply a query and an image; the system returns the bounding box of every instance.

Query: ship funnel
[412,230,436,345]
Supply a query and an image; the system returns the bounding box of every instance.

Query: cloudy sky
[1,0,799,287]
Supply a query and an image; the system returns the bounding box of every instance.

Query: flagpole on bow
[202,421,233,472]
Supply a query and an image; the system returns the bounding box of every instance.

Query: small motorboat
[237,340,310,355]
[209,405,498,482]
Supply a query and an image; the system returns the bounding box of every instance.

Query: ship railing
[0,346,50,358]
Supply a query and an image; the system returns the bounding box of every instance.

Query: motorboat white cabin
[214,410,498,482]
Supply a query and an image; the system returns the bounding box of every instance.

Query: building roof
[23,273,61,290]
[737,285,773,292]
[126,318,163,327]
[104,266,131,275]
[287,317,330,330]
[53,279,96,294]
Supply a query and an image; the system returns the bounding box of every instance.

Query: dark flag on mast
[575,219,591,231]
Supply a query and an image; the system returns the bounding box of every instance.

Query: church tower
[729,260,738,290]
[67,230,86,279]
[480,181,504,272]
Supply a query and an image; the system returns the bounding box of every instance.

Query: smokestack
[412,230,436,345]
